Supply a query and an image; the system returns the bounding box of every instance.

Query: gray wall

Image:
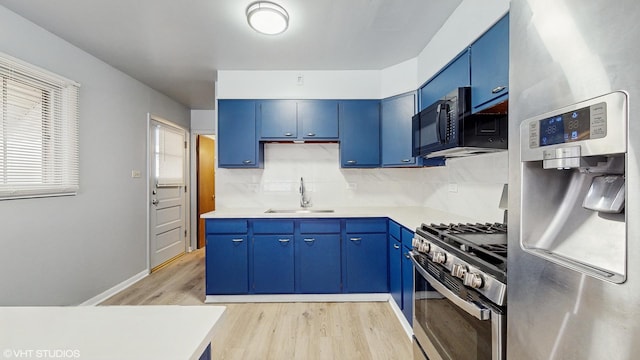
[0,6,190,305]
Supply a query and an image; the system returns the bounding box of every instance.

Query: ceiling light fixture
[246,1,289,35]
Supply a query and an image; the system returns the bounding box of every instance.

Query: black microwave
[412,87,507,158]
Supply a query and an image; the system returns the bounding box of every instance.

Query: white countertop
[0,305,225,360]
[201,206,477,231]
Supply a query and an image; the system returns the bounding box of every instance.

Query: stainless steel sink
[265,208,335,214]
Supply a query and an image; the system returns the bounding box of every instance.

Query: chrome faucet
[300,177,311,208]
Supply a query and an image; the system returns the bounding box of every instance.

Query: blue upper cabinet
[339,100,381,168]
[298,100,339,140]
[470,13,509,113]
[258,100,298,139]
[217,100,262,168]
[381,92,419,167]
[419,49,471,111]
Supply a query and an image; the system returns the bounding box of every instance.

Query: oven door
[410,253,505,360]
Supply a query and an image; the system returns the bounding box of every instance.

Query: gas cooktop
[414,222,508,283]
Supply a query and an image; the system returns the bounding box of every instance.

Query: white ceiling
[0,0,462,109]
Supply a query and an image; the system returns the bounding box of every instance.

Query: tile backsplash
[216,143,508,222]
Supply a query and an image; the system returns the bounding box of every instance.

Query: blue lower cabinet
[401,228,415,324]
[389,236,403,307]
[206,235,248,294]
[401,245,413,325]
[296,234,341,293]
[199,344,211,360]
[253,235,294,293]
[345,233,388,293]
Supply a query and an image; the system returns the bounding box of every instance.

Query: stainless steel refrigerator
[508,1,640,359]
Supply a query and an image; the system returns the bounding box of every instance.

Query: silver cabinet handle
[404,253,411,259]
[350,237,362,241]
[401,159,411,163]
[393,244,400,249]
[303,238,315,243]
[232,238,244,243]
[491,86,507,94]
[278,238,291,243]
[346,160,357,164]
[307,133,316,137]
[284,132,293,137]
[242,160,252,164]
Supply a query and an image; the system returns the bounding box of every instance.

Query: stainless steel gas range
[410,223,507,360]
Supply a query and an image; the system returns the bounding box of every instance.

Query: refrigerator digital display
[539,106,591,146]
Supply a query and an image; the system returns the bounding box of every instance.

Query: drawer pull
[346,160,357,165]
[242,160,252,164]
[307,133,316,137]
[401,159,411,163]
[394,244,400,249]
[284,132,293,137]
[278,238,291,243]
[491,86,507,94]
[350,237,362,242]
[303,238,315,243]
[231,238,244,243]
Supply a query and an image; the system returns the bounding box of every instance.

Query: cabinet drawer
[206,219,248,234]
[345,218,387,234]
[388,220,401,239]
[253,220,294,234]
[401,227,415,249]
[299,220,341,234]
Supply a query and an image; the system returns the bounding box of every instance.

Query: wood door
[197,135,216,248]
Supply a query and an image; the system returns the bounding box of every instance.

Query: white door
[149,117,188,270]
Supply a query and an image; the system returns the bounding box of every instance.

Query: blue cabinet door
[217,100,260,168]
[253,235,294,293]
[381,92,419,167]
[419,49,471,111]
[205,234,248,294]
[296,234,341,293]
[400,227,415,324]
[389,236,402,308]
[401,245,413,325]
[344,233,388,292]
[471,14,509,113]
[299,100,339,139]
[339,100,381,168]
[258,100,298,139]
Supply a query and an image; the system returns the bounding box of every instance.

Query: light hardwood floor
[101,249,413,360]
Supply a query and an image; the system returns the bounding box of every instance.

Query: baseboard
[78,269,149,306]
[205,293,391,303]
[388,298,413,339]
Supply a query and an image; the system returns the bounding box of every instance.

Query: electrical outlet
[296,74,304,86]
[448,183,458,193]
[347,183,357,190]
[131,170,141,178]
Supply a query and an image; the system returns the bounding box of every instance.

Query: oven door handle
[410,252,491,321]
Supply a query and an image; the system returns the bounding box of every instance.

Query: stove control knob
[464,273,484,289]
[432,252,447,264]
[451,264,468,279]
[420,241,431,254]
[412,237,420,248]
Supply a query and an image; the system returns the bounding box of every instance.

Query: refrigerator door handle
[410,252,491,321]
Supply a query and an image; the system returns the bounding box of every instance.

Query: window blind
[0,53,80,200]
[154,124,185,187]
